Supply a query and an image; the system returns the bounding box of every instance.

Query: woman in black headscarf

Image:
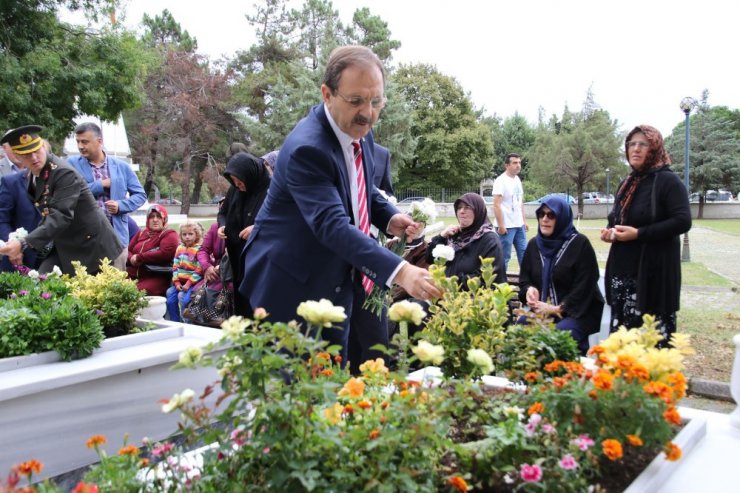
[217,151,271,316]
[519,194,604,354]
[426,192,505,285]
[600,125,691,345]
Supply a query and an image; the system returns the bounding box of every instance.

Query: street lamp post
[679,97,697,262]
[605,168,610,214]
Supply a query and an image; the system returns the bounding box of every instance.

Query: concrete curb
[688,377,734,402]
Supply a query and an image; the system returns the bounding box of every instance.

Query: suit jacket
[0,169,42,271]
[241,104,402,339]
[372,143,394,197]
[68,154,147,248]
[25,155,123,275]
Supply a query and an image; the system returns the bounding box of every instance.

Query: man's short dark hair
[322,45,385,93]
[74,122,102,138]
[505,153,521,164]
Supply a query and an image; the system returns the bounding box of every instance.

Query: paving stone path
[681,227,740,312]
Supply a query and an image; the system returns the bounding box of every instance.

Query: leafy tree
[393,63,493,189]
[346,7,401,62]
[665,98,740,218]
[0,0,146,142]
[529,103,622,214]
[140,8,197,52]
[489,113,536,175]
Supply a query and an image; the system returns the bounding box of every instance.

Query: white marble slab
[0,322,226,480]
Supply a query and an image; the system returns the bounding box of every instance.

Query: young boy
[166,221,203,322]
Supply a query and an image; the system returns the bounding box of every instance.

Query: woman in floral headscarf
[426,192,505,285]
[127,204,179,296]
[600,125,691,346]
[519,194,604,354]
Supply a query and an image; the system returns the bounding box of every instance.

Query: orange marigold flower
[588,390,599,400]
[528,402,544,415]
[626,364,651,383]
[369,428,381,440]
[448,475,469,492]
[139,458,150,468]
[588,345,605,356]
[334,355,342,364]
[338,377,365,398]
[17,459,43,476]
[667,372,687,399]
[616,354,636,370]
[553,377,567,389]
[381,401,390,409]
[663,406,682,426]
[118,445,140,457]
[544,360,564,373]
[399,389,409,398]
[72,482,100,493]
[626,434,643,447]
[320,368,335,377]
[315,351,331,362]
[524,372,539,383]
[379,415,387,424]
[343,404,354,414]
[86,435,107,449]
[602,439,623,461]
[664,442,682,461]
[643,381,674,404]
[592,370,614,391]
[359,358,389,376]
[564,361,585,376]
[358,400,372,409]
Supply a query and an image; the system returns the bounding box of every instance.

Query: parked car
[482,195,494,205]
[397,196,427,204]
[690,190,734,203]
[582,192,614,204]
[155,198,182,205]
[525,193,576,205]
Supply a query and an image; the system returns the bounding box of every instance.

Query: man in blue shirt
[67,122,147,248]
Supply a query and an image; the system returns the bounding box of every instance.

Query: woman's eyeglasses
[627,141,650,149]
[536,210,556,220]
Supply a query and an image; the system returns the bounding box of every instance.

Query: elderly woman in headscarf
[426,192,506,285]
[519,194,604,354]
[600,125,691,346]
[217,151,271,316]
[127,204,179,296]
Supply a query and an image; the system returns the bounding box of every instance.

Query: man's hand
[525,286,540,306]
[388,214,424,241]
[105,200,119,215]
[497,225,507,236]
[393,264,442,301]
[239,225,254,240]
[0,239,23,265]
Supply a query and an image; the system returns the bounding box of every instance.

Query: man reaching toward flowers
[0,125,124,275]
[241,46,441,363]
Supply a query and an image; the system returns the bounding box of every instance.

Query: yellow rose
[388,300,426,325]
[297,299,347,328]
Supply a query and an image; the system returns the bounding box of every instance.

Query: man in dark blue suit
[0,145,42,272]
[241,46,440,364]
[372,143,394,198]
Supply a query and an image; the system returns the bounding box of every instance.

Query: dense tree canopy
[0,0,145,142]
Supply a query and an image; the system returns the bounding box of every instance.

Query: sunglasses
[536,210,556,220]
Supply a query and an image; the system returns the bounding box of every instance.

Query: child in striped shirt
[166,221,204,322]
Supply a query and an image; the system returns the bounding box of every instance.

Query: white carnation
[408,198,437,224]
[412,340,445,365]
[432,244,455,262]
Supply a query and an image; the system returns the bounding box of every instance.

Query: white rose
[297,299,347,328]
[467,348,494,374]
[161,388,196,413]
[50,265,63,277]
[221,316,248,341]
[27,270,40,280]
[431,244,455,262]
[412,340,445,365]
[388,300,426,325]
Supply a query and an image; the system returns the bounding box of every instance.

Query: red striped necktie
[352,141,374,295]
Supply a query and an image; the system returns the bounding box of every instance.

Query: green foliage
[141,9,197,52]
[0,0,146,142]
[495,316,580,383]
[65,260,148,338]
[393,63,494,189]
[0,272,104,361]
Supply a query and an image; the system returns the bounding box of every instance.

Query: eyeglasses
[334,92,387,110]
[456,204,474,212]
[536,210,556,220]
[627,141,650,149]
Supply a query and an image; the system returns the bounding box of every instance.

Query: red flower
[72,482,100,493]
[448,475,468,492]
[16,459,43,477]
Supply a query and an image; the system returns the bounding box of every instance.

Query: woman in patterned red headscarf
[127,204,179,296]
[600,125,691,346]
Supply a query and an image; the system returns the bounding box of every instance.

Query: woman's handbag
[183,282,234,328]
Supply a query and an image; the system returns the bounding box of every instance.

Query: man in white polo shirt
[492,152,528,271]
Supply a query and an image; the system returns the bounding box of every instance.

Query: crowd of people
[0,45,691,372]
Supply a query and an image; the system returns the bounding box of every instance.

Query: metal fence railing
[393,186,486,203]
